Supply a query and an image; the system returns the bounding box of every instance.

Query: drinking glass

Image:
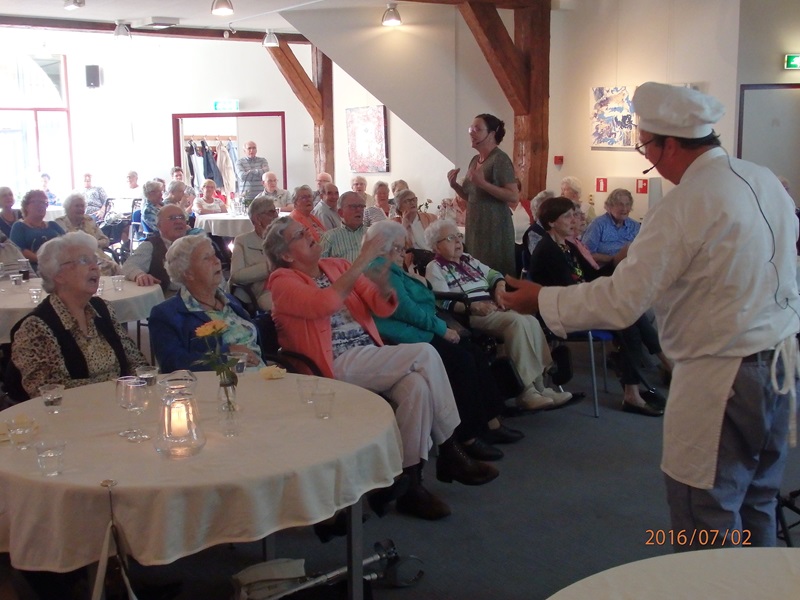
[229,352,248,374]
[40,383,65,414]
[5,416,37,450]
[311,385,335,419]
[116,376,140,437]
[296,377,318,404]
[136,366,159,401]
[122,378,150,443]
[35,440,66,476]
[111,275,125,292]
[29,287,42,304]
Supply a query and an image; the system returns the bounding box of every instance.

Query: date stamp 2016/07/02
[645,529,752,547]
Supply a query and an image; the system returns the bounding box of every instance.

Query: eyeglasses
[287,227,311,243]
[468,126,487,134]
[60,256,100,267]
[166,214,187,222]
[635,139,655,155]
[437,233,464,244]
[391,244,405,254]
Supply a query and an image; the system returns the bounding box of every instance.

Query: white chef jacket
[540,147,800,488]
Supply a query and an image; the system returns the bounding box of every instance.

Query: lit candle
[170,403,189,437]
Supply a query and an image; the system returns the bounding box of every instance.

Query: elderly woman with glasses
[55,192,121,276]
[10,189,65,269]
[229,196,280,311]
[582,188,640,268]
[366,220,524,461]
[149,234,263,373]
[392,189,437,251]
[425,219,572,412]
[265,216,498,521]
[6,232,148,401]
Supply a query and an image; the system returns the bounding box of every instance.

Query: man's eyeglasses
[635,139,655,156]
[167,214,187,222]
[60,256,99,267]
[437,233,464,244]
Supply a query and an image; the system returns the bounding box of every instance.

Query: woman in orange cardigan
[265,216,497,521]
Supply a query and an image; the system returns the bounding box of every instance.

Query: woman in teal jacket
[368,221,523,460]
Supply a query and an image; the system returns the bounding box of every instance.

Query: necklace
[477,155,487,165]
[197,297,221,311]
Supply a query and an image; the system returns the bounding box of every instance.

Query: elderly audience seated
[256,171,292,209]
[80,173,109,221]
[311,183,342,230]
[520,190,555,276]
[364,181,393,227]
[0,187,22,238]
[390,179,408,204]
[425,219,572,411]
[393,189,437,251]
[10,190,65,269]
[142,179,166,234]
[311,172,333,206]
[150,235,263,373]
[122,203,190,295]
[582,188,640,268]
[265,216,498,520]
[320,191,367,262]
[560,175,594,228]
[229,197,279,312]
[6,232,148,401]
[194,179,228,215]
[289,185,326,241]
[351,175,374,209]
[367,221,523,461]
[528,197,668,416]
[55,193,121,276]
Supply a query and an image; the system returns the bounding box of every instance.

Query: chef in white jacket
[500,82,800,550]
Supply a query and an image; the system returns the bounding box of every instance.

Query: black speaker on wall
[85,65,101,88]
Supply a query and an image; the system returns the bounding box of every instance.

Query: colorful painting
[590,86,635,148]
[346,105,389,173]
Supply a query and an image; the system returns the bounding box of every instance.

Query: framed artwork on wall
[346,105,389,172]
[590,86,635,148]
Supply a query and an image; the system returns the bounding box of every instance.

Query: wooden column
[312,48,334,179]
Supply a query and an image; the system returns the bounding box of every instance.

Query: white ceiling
[0,0,391,34]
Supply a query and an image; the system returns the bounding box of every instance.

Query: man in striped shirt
[320,191,366,263]
[235,141,269,204]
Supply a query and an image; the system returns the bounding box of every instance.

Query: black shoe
[396,484,451,520]
[436,439,499,485]
[642,388,667,410]
[367,473,411,517]
[483,424,525,445]
[621,400,664,417]
[462,438,504,461]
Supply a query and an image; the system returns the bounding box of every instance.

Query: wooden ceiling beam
[265,39,323,126]
[458,2,530,114]
[312,48,335,177]
[407,0,542,9]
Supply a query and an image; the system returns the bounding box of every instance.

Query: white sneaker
[540,387,573,406]
[516,386,554,411]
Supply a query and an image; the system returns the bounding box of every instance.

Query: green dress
[461,146,516,277]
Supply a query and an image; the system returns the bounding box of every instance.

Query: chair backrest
[252,312,325,376]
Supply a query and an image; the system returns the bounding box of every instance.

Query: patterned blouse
[11,294,149,398]
[313,272,374,359]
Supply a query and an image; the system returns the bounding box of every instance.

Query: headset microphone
[642,154,663,175]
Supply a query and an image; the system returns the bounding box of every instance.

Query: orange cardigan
[268,258,398,377]
[289,209,326,242]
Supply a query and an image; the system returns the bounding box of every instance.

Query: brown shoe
[396,484,451,520]
[436,438,499,486]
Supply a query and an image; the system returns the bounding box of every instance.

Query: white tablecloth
[194,214,253,238]
[0,277,164,343]
[0,371,403,571]
[548,547,800,599]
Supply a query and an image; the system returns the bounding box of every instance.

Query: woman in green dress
[446,113,517,277]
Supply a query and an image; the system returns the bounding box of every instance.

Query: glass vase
[217,381,241,437]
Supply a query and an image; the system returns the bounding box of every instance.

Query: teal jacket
[370,257,448,344]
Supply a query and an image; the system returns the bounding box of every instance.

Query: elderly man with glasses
[229,197,280,312]
[236,141,270,204]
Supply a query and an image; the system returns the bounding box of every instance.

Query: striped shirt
[320,225,365,263]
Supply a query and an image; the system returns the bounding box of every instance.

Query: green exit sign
[785,54,800,70]
[213,99,240,111]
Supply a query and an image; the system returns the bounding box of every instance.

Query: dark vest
[4,296,131,402]
[149,234,172,294]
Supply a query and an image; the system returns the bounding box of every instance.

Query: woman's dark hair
[476,113,506,144]
[537,196,576,231]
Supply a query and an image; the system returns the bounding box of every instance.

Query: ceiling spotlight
[262,30,279,48]
[381,2,402,27]
[114,21,131,38]
[211,0,234,16]
[64,0,85,10]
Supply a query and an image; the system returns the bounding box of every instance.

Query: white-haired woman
[149,234,262,373]
[0,186,22,238]
[582,187,640,267]
[392,189,437,251]
[194,179,228,215]
[364,180,393,227]
[7,232,147,401]
[55,192,121,275]
[425,218,572,411]
[560,175,594,230]
[229,196,279,311]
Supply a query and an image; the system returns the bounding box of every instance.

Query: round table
[547,547,800,599]
[0,371,403,572]
[194,213,253,238]
[0,276,164,344]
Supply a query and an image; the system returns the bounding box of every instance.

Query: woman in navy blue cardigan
[149,235,263,373]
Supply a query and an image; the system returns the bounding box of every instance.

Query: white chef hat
[632,82,725,139]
